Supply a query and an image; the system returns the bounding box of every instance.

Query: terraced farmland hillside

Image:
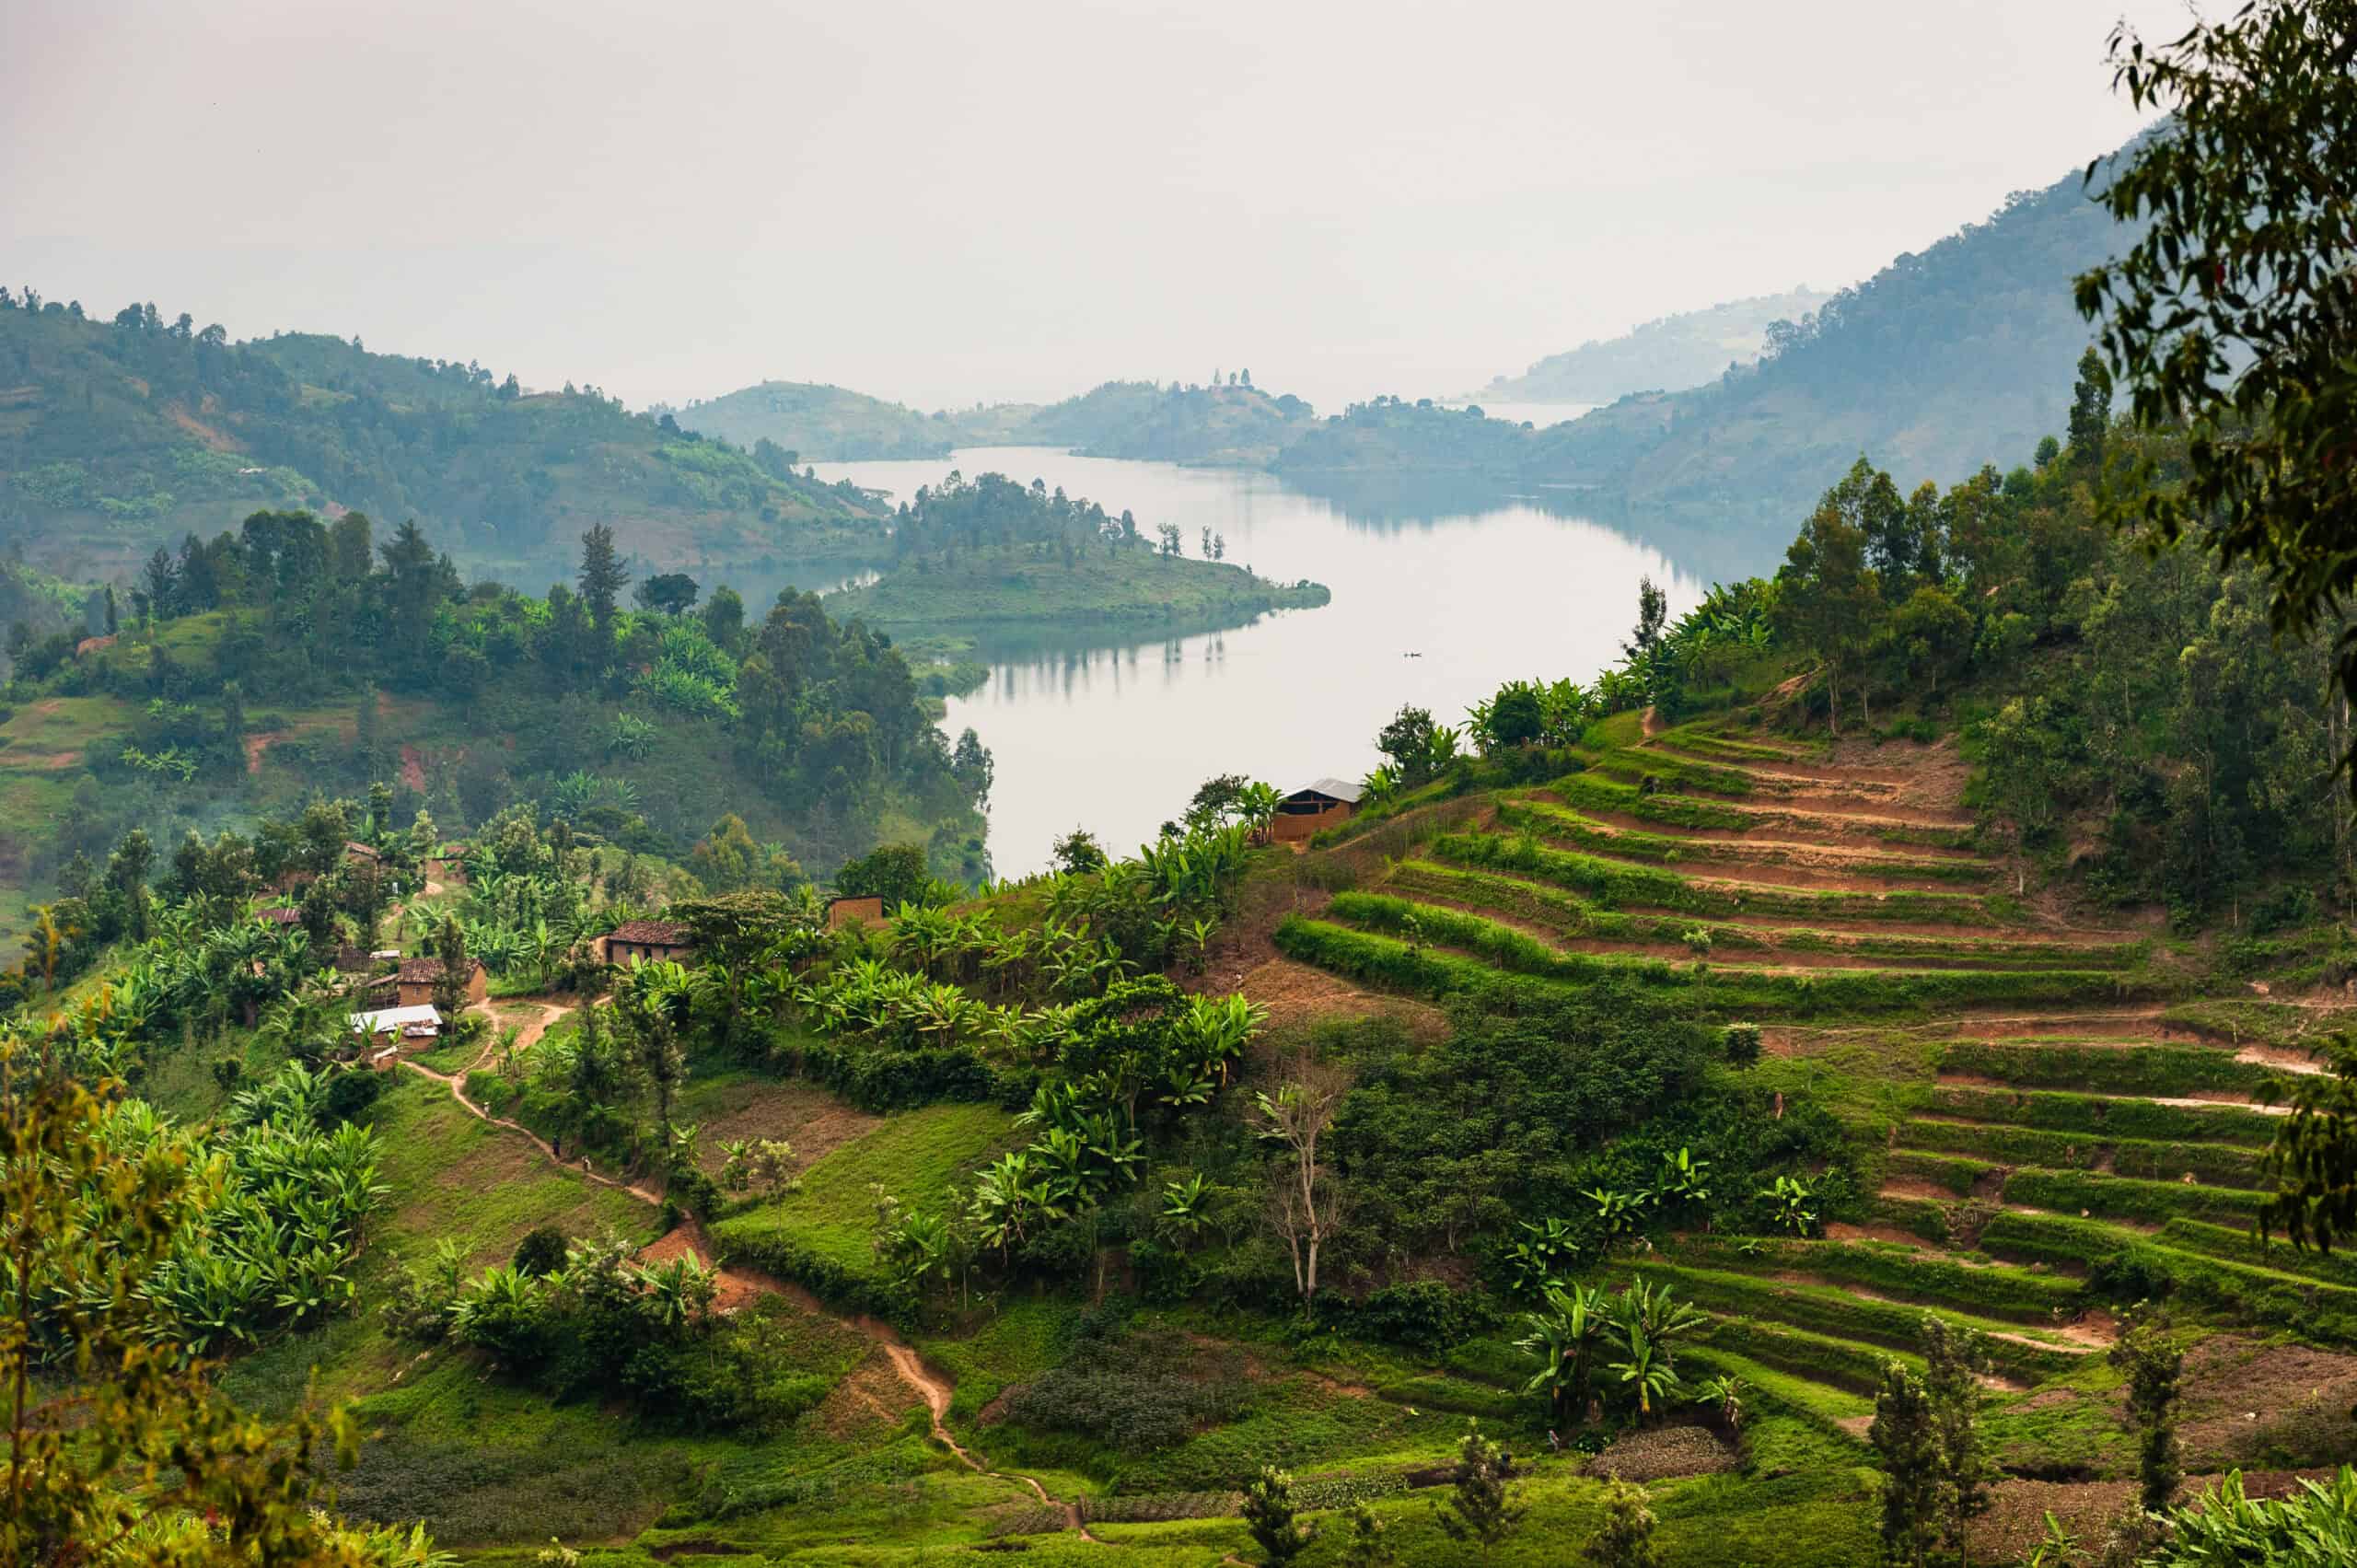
[1270,714,2357,1548]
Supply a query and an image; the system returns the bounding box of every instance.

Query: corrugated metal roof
[1290,777,1364,804]
[349,1005,441,1034]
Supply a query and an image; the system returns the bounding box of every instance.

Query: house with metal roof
[348,1004,442,1043]
[1271,778,1363,843]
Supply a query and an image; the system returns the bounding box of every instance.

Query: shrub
[321,1067,385,1125]
[513,1225,570,1278]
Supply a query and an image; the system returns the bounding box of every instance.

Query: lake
[810,446,1702,878]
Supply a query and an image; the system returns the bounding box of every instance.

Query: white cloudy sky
[5,0,2194,414]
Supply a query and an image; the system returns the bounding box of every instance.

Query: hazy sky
[6,0,2193,415]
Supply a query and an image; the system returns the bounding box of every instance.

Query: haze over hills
[1531,154,2136,526]
[658,379,969,462]
[1477,285,1836,404]
[0,301,885,584]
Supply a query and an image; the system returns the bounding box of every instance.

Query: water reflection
[809,446,1733,877]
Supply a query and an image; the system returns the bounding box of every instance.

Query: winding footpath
[397,996,1100,1544]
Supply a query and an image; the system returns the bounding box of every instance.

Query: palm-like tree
[1517,1281,1606,1422]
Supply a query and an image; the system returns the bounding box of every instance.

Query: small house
[343,841,381,865]
[1270,778,1363,843]
[348,1003,441,1045]
[424,842,471,886]
[271,868,319,896]
[395,957,487,1009]
[826,895,886,931]
[255,905,303,928]
[606,919,695,967]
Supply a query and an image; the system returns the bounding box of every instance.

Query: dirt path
[396,1008,1102,1544]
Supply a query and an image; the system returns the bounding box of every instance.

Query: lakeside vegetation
[830,470,1329,635]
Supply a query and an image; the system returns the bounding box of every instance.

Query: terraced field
[1276,717,2357,1483]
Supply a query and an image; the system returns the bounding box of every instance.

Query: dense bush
[1315,1281,1501,1355]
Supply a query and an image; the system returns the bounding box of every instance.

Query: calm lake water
[810,446,1700,878]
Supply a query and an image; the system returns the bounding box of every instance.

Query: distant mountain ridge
[1530,154,2138,528]
[1479,286,1835,403]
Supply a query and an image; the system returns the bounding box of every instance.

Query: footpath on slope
[399,997,1100,1544]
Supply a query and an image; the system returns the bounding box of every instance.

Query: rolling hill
[660,379,965,461]
[0,301,888,585]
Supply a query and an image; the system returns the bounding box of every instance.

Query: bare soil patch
[690,1079,884,1178]
[2177,1336,2357,1469]
[1237,958,1448,1043]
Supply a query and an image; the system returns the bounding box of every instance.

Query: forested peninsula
[829,470,1330,636]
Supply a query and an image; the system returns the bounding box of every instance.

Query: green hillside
[0,514,992,948]
[17,335,2350,1566]
[1478,285,1835,404]
[0,299,888,584]
[1530,154,2140,529]
[663,379,962,460]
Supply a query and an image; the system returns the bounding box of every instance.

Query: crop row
[1306,898,2149,1016]
[1939,1041,2270,1097]
[1618,1262,2087,1381]
[1550,772,1976,850]
[1895,1119,2267,1188]
[1922,1085,2279,1147]
[1496,799,1994,886]
[1428,830,2021,927]
[1389,860,2135,971]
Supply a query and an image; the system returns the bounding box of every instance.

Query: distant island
[1476,285,1833,404]
[1016,377,1317,466]
[828,470,1329,637]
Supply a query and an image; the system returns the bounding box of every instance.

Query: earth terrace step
[1677,1345,1874,1442]
[1382,871,2139,975]
[1921,1085,2282,1147]
[1701,1315,1924,1396]
[1304,901,2152,1016]
[1498,798,1998,888]
[1548,773,1980,853]
[1611,1261,2094,1382]
[1891,1117,2268,1189]
[1424,830,2028,928]
[1971,1211,2357,1346]
[1936,1042,2277,1098]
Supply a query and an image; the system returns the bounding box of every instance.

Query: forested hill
[1477,285,1834,403]
[1016,378,1318,466]
[0,513,993,933]
[0,296,886,584]
[659,380,961,461]
[1529,151,2140,528]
